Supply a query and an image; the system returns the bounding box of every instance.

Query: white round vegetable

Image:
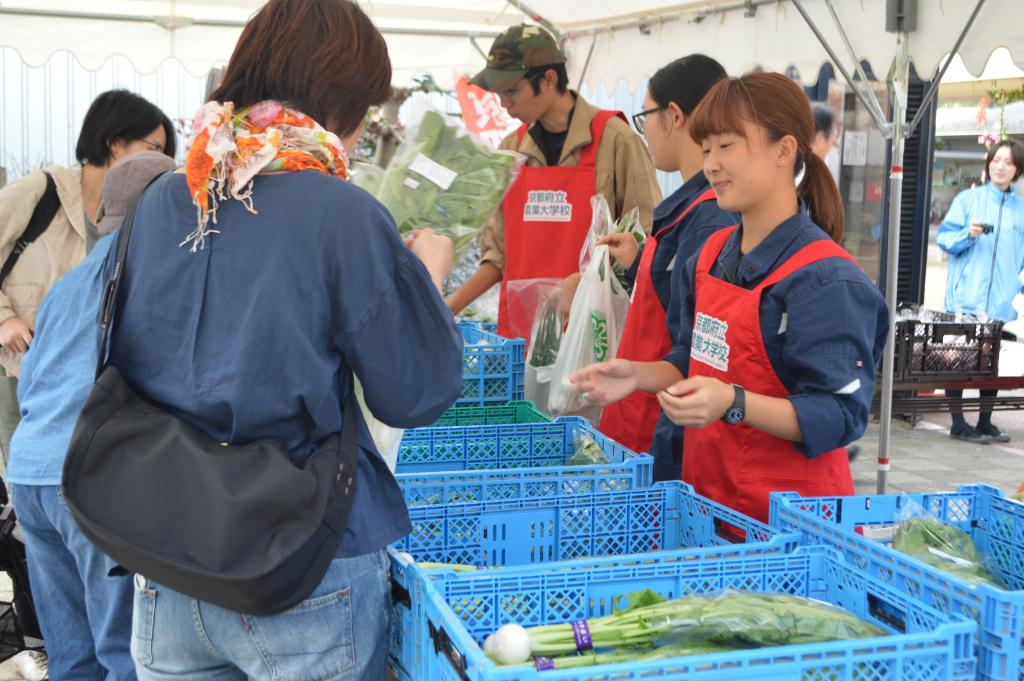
[489,624,531,664]
[396,551,415,564]
[482,634,495,654]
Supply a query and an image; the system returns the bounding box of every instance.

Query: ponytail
[692,73,848,244]
[798,152,844,243]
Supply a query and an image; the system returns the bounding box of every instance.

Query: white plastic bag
[353,380,403,471]
[548,243,630,418]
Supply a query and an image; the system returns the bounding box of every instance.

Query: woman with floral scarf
[103,1,463,679]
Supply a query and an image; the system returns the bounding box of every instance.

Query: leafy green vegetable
[376,111,522,260]
[528,294,562,368]
[490,589,884,668]
[892,517,1003,586]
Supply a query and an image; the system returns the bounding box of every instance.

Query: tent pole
[907,0,987,137]
[791,0,890,135]
[877,32,910,495]
[823,0,887,125]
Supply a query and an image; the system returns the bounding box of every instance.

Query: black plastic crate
[893,315,1002,380]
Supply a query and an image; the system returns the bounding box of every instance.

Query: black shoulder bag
[1,172,61,286]
[61,184,360,616]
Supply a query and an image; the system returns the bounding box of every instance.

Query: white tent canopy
[0,0,1021,91]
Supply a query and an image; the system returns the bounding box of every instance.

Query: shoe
[979,424,1011,443]
[950,425,993,444]
[12,650,48,681]
[846,445,860,462]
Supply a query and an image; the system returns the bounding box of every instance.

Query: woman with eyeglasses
[598,54,737,481]
[0,89,175,473]
[574,72,888,523]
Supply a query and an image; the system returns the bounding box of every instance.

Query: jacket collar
[45,164,87,239]
[516,92,601,166]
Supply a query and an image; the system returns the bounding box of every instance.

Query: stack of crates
[383,323,980,679]
[770,485,1022,681]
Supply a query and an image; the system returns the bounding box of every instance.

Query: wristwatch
[722,384,746,425]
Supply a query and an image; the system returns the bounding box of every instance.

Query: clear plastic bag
[515,281,563,413]
[891,496,1003,586]
[374,108,524,262]
[548,243,630,418]
[353,380,403,471]
[565,432,609,466]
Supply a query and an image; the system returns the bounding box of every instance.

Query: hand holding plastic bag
[548,243,630,418]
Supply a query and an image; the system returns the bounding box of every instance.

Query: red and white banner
[454,76,520,148]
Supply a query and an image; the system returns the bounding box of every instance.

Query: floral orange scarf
[184,100,349,251]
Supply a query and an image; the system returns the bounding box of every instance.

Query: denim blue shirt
[627,173,737,474]
[105,171,464,556]
[6,237,115,486]
[664,211,889,457]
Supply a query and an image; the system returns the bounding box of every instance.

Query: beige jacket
[480,92,662,273]
[0,165,87,376]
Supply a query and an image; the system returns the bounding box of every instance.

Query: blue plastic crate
[458,323,525,406]
[418,545,976,681]
[430,402,553,428]
[389,481,795,678]
[394,418,650,507]
[769,485,1024,681]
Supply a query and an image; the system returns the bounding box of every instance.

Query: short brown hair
[210,0,391,137]
[690,72,845,244]
[986,139,1024,183]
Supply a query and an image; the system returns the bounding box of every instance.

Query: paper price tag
[409,154,458,190]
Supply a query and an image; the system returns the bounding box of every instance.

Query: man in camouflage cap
[450,25,660,345]
[470,24,566,94]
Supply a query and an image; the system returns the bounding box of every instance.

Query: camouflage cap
[471,24,565,93]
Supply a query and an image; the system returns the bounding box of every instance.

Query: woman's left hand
[657,376,735,428]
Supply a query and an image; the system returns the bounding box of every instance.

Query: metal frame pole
[877,33,911,494]
[791,0,892,135]
[907,0,987,136]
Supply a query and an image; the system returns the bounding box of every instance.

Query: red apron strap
[754,240,861,294]
[578,111,625,167]
[655,188,719,239]
[695,225,738,277]
[516,123,529,145]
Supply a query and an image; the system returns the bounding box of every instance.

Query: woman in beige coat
[0,89,176,475]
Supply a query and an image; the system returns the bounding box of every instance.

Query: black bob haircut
[75,90,177,166]
[986,138,1024,184]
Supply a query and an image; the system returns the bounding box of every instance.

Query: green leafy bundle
[376,111,522,259]
[892,517,1003,586]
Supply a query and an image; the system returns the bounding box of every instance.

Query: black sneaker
[950,425,993,444]
[846,445,860,462]
[979,424,1011,443]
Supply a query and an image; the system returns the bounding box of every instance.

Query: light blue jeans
[11,484,137,681]
[132,549,391,681]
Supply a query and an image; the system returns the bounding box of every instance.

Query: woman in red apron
[571,72,889,522]
[596,55,736,482]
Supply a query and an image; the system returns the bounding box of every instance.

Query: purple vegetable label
[571,619,593,651]
[534,657,555,671]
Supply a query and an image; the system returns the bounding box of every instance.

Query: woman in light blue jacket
[936,139,1024,443]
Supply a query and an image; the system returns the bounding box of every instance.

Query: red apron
[682,227,856,523]
[497,110,624,340]
[599,188,719,453]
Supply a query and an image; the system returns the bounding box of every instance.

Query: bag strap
[0,172,61,287]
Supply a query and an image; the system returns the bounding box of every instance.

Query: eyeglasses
[497,78,532,101]
[139,138,165,153]
[632,106,666,135]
